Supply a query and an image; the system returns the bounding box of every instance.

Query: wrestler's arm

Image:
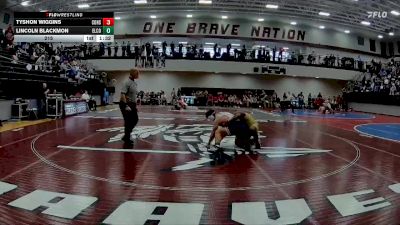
[207,117,225,146]
[207,123,219,147]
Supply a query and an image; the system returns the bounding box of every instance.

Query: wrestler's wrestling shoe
[214,144,224,152]
[206,144,222,153]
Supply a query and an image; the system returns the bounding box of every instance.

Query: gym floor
[0,106,399,225]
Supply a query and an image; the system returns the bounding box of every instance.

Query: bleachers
[0,48,75,99]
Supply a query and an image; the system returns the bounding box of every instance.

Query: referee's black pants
[119,102,139,141]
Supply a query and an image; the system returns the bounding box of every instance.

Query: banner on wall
[253,65,287,75]
[139,21,306,42]
[115,18,380,53]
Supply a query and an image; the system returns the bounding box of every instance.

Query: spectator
[38,83,49,118]
[5,25,14,48]
[114,41,119,57]
[140,45,146,67]
[226,44,231,56]
[171,88,176,100]
[389,84,397,95]
[170,42,175,55]
[0,29,5,49]
[121,41,126,57]
[103,88,110,105]
[127,41,131,57]
[298,92,305,108]
[272,46,276,62]
[107,43,112,56]
[162,41,167,54]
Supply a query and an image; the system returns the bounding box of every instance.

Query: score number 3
[102,18,114,26]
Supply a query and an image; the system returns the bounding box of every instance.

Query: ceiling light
[391,10,400,16]
[389,32,394,36]
[39,9,48,12]
[319,25,325,29]
[115,16,121,20]
[378,35,383,39]
[290,21,297,25]
[283,47,289,50]
[205,42,215,45]
[266,4,279,9]
[258,18,265,22]
[134,0,147,4]
[221,15,228,19]
[344,30,350,33]
[150,15,157,19]
[261,45,265,48]
[153,41,162,44]
[232,43,241,46]
[77,4,90,8]
[21,1,30,6]
[361,21,371,26]
[319,12,330,16]
[199,0,212,4]
[187,14,193,18]
[179,42,188,44]
[315,77,320,79]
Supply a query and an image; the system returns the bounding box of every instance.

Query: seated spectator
[207,94,213,106]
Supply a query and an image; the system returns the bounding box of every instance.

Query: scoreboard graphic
[14,12,115,43]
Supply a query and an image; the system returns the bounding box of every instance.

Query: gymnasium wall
[88,59,362,80]
[115,17,381,54]
[349,103,400,116]
[109,71,343,102]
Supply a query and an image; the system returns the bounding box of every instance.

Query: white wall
[114,17,381,54]
[88,59,362,80]
[109,71,343,102]
[349,103,400,116]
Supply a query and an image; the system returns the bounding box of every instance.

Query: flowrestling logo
[367,11,388,18]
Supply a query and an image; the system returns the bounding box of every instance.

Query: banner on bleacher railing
[253,65,287,75]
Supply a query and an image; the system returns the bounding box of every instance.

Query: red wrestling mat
[0,107,399,225]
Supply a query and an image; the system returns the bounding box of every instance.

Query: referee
[120,68,139,145]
